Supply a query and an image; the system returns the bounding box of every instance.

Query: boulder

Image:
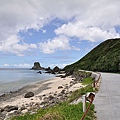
[48,95,54,100]
[0,93,5,97]
[4,105,18,112]
[21,109,28,114]
[24,92,34,98]
[61,90,66,94]
[65,70,74,76]
[61,75,66,78]
[58,86,63,89]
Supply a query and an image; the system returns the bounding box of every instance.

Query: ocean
[0,68,55,94]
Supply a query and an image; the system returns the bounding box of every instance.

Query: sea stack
[31,62,42,70]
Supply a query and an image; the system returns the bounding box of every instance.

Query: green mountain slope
[64,38,120,72]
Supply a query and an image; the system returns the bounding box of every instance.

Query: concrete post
[82,95,86,112]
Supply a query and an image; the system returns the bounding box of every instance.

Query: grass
[11,84,95,120]
[68,85,94,103]
[82,77,94,85]
[11,102,95,120]
[11,75,96,120]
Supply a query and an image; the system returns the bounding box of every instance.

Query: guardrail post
[93,80,96,91]
[81,93,95,120]
[82,95,86,112]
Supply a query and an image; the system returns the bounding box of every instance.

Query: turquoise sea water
[0,68,55,94]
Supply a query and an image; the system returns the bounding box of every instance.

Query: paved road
[94,73,120,120]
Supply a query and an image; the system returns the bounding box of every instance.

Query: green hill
[64,38,120,72]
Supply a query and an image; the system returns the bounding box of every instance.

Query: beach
[0,75,84,119]
[0,75,84,107]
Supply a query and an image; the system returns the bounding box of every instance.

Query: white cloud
[39,35,71,54]
[0,0,120,55]
[13,63,32,68]
[72,46,80,51]
[3,64,9,67]
[0,0,50,55]
[54,0,120,42]
[55,22,120,42]
[3,63,32,68]
[49,63,68,69]
[42,29,46,33]
[0,35,37,56]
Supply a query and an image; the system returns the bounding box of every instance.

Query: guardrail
[80,72,101,120]
[95,72,101,88]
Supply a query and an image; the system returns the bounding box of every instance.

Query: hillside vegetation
[64,38,120,72]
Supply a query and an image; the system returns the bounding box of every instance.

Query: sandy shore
[0,75,84,108]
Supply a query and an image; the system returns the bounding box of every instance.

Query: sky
[0,0,120,68]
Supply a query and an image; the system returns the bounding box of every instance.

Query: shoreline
[0,77,55,105]
[0,75,84,108]
[0,68,55,95]
[0,79,52,102]
[0,71,90,119]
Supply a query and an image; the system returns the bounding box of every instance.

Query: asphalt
[94,73,120,120]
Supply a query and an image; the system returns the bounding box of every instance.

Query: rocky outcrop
[45,66,61,74]
[45,67,55,74]
[53,66,60,73]
[60,70,74,78]
[31,62,61,74]
[45,67,51,71]
[31,62,42,70]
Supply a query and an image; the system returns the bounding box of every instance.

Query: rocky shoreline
[0,71,91,120]
[0,79,54,120]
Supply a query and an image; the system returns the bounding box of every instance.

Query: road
[94,73,120,120]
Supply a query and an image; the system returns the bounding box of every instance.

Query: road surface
[94,73,120,120]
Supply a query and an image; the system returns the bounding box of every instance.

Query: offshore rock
[53,66,60,73]
[37,71,42,74]
[31,62,42,70]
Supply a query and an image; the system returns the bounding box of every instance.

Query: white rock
[21,109,28,114]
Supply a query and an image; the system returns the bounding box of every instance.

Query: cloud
[13,63,32,67]
[0,0,50,55]
[42,29,46,33]
[39,35,71,54]
[3,63,32,67]
[56,1,120,42]
[54,0,120,42]
[0,0,120,55]
[55,22,120,42]
[71,46,80,51]
[0,35,37,56]
[3,64,9,67]
[49,63,68,69]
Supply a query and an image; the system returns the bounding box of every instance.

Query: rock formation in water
[31,62,42,70]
